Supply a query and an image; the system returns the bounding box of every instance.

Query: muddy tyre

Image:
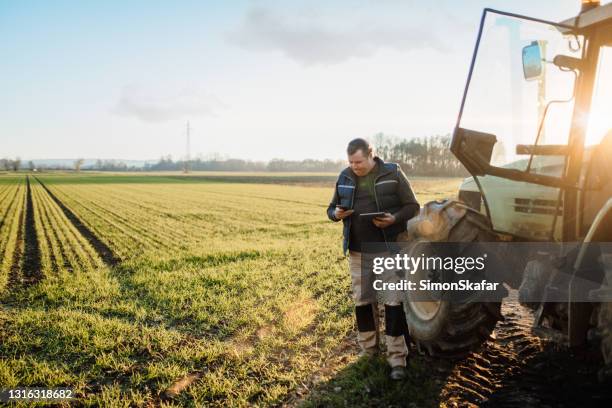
[405,295,502,358]
[402,206,503,358]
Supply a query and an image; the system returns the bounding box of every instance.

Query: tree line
[145,157,344,172]
[1,133,468,176]
[0,158,22,172]
[372,133,467,177]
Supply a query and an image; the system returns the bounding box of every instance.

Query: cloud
[112,85,226,123]
[227,7,447,66]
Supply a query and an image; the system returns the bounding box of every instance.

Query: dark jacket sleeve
[393,166,420,223]
[327,182,340,222]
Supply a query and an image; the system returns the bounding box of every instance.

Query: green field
[0,172,462,407]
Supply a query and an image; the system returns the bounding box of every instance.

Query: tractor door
[452,9,584,241]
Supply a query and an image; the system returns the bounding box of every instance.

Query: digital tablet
[359,212,386,221]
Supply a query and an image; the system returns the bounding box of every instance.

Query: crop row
[0,177,25,291]
[38,178,336,261]
[0,175,108,289]
[28,177,105,275]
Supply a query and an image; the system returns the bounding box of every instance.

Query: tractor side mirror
[522,41,543,80]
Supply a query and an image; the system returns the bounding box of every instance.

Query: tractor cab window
[459,12,582,176]
[454,10,583,240]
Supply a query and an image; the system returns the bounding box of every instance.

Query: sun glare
[585,110,611,146]
[585,46,612,146]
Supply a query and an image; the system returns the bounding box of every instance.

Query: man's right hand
[334,206,354,220]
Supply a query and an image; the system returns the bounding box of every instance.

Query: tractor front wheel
[401,203,503,358]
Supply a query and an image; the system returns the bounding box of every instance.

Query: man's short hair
[347,138,372,156]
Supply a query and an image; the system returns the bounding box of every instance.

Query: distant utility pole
[184,121,191,173]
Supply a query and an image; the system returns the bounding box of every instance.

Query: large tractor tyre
[400,201,503,358]
[405,294,502,358]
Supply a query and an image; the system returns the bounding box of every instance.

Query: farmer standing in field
[327,138,420,381]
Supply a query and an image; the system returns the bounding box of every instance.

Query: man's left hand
[372,213,395,229]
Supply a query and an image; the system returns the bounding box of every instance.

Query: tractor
[399,0,612,368]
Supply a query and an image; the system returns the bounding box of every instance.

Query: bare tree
[74,158,85,172]
[28,161,35,171]
[11,158,21,172]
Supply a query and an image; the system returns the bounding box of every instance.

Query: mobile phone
[336,205,349,210]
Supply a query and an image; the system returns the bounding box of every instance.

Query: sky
[0,0,584,161]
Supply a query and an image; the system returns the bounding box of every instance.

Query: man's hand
[334,206,354,220]
[372,212,396,228]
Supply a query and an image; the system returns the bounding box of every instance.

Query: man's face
[348,150,375,177]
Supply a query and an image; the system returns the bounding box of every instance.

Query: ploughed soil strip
[18,176,43,285]
[438,291,612,407]
[34,177,120,267]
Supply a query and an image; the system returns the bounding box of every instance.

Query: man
[327,138,420,380]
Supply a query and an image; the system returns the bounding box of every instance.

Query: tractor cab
[453,2,612,242]
[401,0,612,361]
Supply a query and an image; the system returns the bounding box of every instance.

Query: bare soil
[436,290,612,407]
[21,176,42,284]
